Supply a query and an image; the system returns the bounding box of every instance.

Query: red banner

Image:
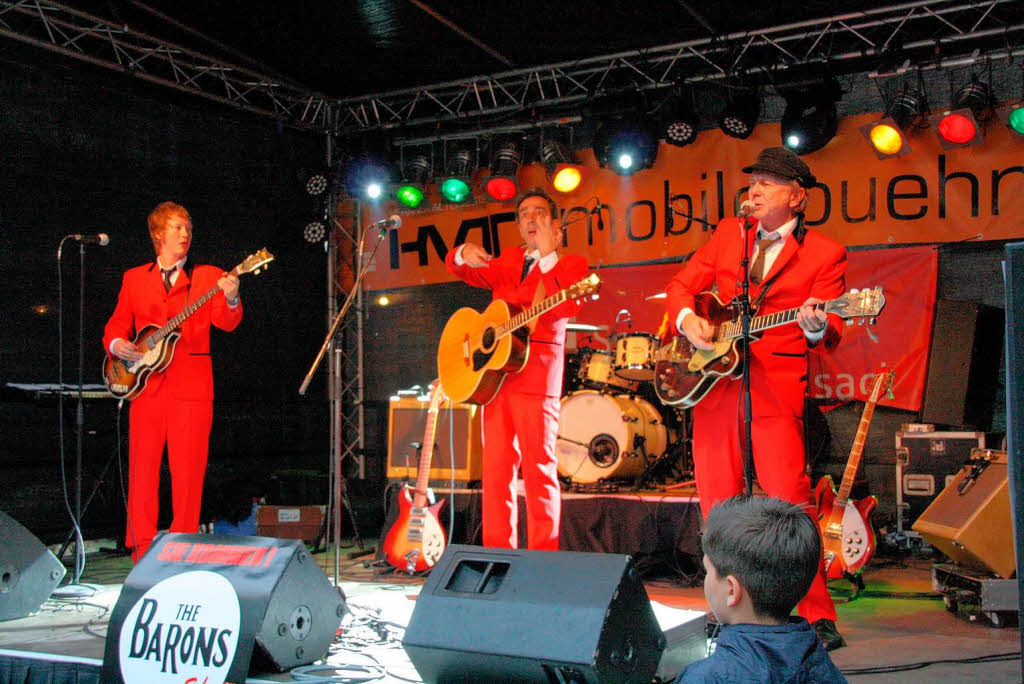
[566,246,936,412]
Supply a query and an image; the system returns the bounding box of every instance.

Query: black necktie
[161,267,174,292]
[520,255,535,283]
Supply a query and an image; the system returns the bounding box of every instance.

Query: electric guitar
[653,287,885,408]
[102,248,274,400]
[383,381,447,573]
[437,273,601,405]
[815,368,894,578]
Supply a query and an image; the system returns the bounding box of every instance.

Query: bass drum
[556,390,667,483]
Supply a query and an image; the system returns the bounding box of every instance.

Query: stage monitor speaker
[387,395,483,484]
[403,545,666,683]
[1003,242,1024,638]
[0,511,67,622]
[921,299,1004,430]
[912,449,1014,578]
[102,533,348,683]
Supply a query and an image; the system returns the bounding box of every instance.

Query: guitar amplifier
[386,395,483,485]
[895,425,984,535]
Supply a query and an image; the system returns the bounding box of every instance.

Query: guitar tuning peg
[254,268,261,275]
[845,320,853,326]
[858,317,865,325]
[850,288,859,294]
[870,317,877,325]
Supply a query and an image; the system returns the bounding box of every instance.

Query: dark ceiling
[67,0,932,98]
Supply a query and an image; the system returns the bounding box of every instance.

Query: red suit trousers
[480,391,561,551]
[126,391,212,562]
[692,380,837,623]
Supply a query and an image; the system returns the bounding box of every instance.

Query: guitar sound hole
[481,327,495,351]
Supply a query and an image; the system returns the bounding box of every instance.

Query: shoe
[811,618,846,651]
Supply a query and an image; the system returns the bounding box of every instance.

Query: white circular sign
[118,571,241,684]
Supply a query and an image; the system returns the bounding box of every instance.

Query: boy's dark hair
[514,187,558,220]
[702,496,821,622]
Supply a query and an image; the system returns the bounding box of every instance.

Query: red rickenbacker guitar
[437,273,601,405]
[102,248,274,400]
[383,381,448,573]
[815,368,895,579]
[653,287,885,408]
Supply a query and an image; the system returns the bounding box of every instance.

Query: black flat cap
[742,146,817,188]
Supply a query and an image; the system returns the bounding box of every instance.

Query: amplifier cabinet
[387,395,483,484]
[895,428,984,535]
[913,449,1014,579]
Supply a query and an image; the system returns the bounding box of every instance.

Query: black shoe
[811,618,846,651]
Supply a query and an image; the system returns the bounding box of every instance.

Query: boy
[677,496,847,683]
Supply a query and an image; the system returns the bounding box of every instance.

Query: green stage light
[396,155,430,208]
[439,149,473,203]
[440,177,471,203]
[1009,105,1024,135]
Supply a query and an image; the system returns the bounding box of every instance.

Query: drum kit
[558,305,690,489]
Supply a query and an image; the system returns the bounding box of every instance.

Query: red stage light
[485,177,517,201]
[937,112,977,144]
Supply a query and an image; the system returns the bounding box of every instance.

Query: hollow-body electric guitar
[653,287,885,408]
[437,273,601,405]
[815,368,894,578]
[102,248,274,400]
[383,381,447,573]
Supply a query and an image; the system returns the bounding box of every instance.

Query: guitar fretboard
[144,284,225,349]
[496,289,572,339]
[717,305,813,341]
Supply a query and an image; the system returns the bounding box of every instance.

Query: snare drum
[577,349,634,391]
[556,390,667,483]
[614,333,660,381]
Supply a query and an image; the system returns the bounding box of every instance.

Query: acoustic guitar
[102,248,273,400]
[815,368,894,579]
[383,381,447,573]
[653,287,885,408]
[437,273,601,405]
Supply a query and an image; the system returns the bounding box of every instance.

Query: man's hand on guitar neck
[681,313,715,350]
[796,297,828,340]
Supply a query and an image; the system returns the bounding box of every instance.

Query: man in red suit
[665,147,848,650]
[103,202,242,562]
[446,188,589,551]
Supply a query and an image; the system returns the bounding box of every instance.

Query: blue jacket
[676,618,847,683]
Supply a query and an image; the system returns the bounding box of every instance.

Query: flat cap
[742,146,817,188]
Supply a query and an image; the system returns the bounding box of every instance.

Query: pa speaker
[102,533,348,683]
[403,545,665,683]
[0,510,66,622]
[913,449,1014,578]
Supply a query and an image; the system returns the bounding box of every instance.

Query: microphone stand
[299,222,387,581]
[736,216,756,497]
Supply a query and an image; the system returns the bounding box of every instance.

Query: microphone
[738,201,755,218]
[368,215,402,232]
[70,233,110,246]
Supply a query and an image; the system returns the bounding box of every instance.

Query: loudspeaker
[403,545,665,683]
[102,533,348,683]
[387,395,483,484]
[1004,242,1024,634]
[0,511,66,622]
[921,299,1004,430]
[913,449,1014,578]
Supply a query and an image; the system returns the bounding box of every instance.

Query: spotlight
[396,155,430,208]
[1009,104,1024,136]
[305,173,328,196]
[539,140,583,193]
[718,90,760,140]
[439,149,473,203]
[377,295,390,306]
[366,182,383,199]
[594,116,657,176]
[304,221,326,243]
[860,86,926,159]
[485,140,521,202]
[934,78,992,149]
[661,96,700,147]
[344,156,391,201]
[780,82,841,155]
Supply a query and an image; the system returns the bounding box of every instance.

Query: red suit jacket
[665,218,846,416]
[445,246,588,397]
[103,261,243,400]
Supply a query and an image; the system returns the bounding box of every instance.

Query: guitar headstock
[426,380,447,414]
[569,273,602,301]
[867,366,896,403]
[825,287,885,324]
[235,248,275,276]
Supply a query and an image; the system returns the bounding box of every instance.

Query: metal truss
[336,0,1024,134]
[0,0,334,131]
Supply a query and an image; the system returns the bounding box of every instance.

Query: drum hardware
[613,333,659,381]
[576,348,636,393]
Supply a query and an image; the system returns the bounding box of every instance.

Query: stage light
[366,182,383,199]
[1009,104,1024,135]
[396,155,430,208]
[780,82,841,155]
[934,78,992,149]
[439,149,473,203]
[869,123,904,155]
[304,221,326,243]
[860,84,927,159]
[660,92,700,147]
[485,140,521,201]
[377,295,390,306]
[718,90,760,140]
[594,115,657,176]
[617,153,634,170]
[539,140,583,193]
[305,173,328,196]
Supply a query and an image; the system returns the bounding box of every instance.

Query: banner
[363,112,1023,291]
[563,246,936,412]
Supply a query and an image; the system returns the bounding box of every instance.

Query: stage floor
[0,540,1019,683]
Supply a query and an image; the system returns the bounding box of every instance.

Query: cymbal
[645,292,667,300]
[567,323,608,332]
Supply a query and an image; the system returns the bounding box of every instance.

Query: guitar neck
[836,397,880,502]
[496,288,570,339]
[145,270,238,348]
[720,305,806,340]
